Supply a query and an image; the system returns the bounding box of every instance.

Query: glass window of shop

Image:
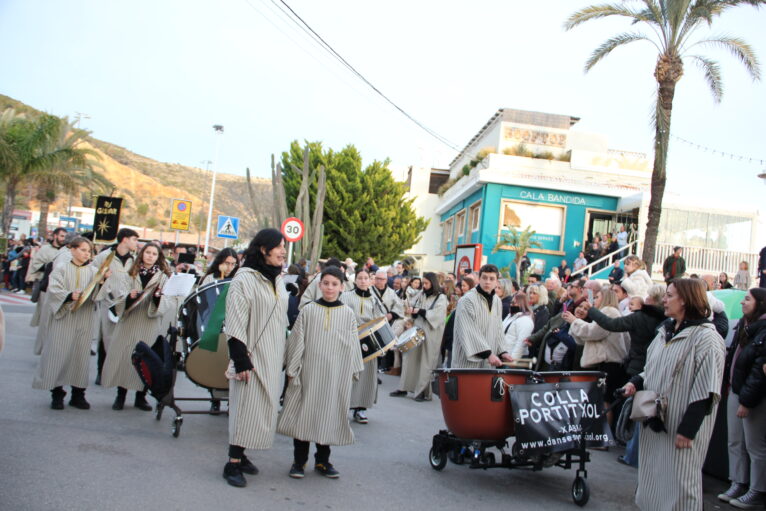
[657,208,752,252]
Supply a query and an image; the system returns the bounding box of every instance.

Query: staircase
[571,241,638,281]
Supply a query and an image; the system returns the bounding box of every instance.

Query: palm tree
[0,110,105,237]
[565,0,764,272]
[493,225,542,283]
[32,118,109,235]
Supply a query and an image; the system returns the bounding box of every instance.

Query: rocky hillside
[1,94,273,239]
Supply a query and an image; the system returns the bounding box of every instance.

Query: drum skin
[435,369,531,440]
[185,335,230,391]
[538,371,602,384]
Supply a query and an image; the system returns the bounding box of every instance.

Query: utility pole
[197,160,212,251]
[203,126,224,257]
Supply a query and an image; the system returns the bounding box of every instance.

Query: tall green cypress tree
[280,140,428,265]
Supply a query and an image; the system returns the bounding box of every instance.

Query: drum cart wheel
[429,447,447,471]
[155,403,164,421]
[172,417,183,438]
[571,476,589,507]
[448,447,466,465]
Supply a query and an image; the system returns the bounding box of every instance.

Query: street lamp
[203,125,224,257]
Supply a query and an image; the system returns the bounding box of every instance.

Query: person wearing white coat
[501,293,535,360]
[620,255,653,299]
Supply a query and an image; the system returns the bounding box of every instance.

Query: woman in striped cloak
[622,279,725,511]
[341,269,380,424]
[277,266,364,479]
[222,229,289,488]
[102,242,171,411]
[391,272,447,401]
[32,237,105,410]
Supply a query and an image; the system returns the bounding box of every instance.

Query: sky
[1,1,765,218]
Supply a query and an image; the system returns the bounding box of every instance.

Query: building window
[443,217,454,254]
[498,199,566,253]
[455,210,466,240]
[469,200,482,231]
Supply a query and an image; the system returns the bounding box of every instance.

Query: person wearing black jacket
[719,288,766,508]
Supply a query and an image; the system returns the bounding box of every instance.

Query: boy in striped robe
[278,266,364,479]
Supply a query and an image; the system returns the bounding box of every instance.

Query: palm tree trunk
[641,77,677,274]
[2,178,17,237]
[38,198,50,238]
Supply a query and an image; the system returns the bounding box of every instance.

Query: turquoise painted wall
[441,188,483,257]
[441,183,619,277]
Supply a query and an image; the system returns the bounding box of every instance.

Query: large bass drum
[178,279,231,391]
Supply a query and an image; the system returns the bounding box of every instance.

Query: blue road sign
[216,215,240,239]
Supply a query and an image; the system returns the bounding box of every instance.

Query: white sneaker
[718,482,748,503]
[353,410,368,424]
[731,489,766,509]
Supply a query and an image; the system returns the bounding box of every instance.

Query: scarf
[476,285,495,311]
[354,286,371,297]
[254,262,282,289]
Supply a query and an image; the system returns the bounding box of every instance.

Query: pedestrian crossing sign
[216,215,239,239]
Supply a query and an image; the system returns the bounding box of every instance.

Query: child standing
[277,266,364,479]
[734,261,751,291]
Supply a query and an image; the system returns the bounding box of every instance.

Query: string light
[671,134,764,165]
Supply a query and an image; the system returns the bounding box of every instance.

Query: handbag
[630,326,699,423]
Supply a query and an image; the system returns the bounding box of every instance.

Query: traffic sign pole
[287,241,294,268]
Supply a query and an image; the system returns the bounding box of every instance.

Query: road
[0,300,728,511]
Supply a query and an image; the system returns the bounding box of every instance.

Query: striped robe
[400,292,447,397]
[341,288,379,409]
[636,323,725,511]
[225,267,289,449]
[28,243,61,327]
[93,248,135,350]
[101,271,170,390]
[277,301,364,445]
[33,248,74,355]
[32,261,99,390]
[451,289,504,368]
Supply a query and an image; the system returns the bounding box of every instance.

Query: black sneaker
[389,390,407,397]
[222,462,247,488]
[289,463,305,479]
[314,463,339,479]
[51,397,65,410]
[134,393,152,411]
[240,455,259,475]
[69,395,90,410]
[112,395,125,410]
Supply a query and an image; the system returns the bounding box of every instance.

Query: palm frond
[585,32,656,71]
[689,55,723,101]
[691,36,761,80]
[564,4,653,30]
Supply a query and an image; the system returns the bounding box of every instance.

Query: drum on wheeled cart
[152,279,232,437]
[428,368,605,507]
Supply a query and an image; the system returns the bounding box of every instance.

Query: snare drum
[357,317,397,363]
[396,327,425,353]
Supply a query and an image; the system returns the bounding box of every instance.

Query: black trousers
[293,439,330,465]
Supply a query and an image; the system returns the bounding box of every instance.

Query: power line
[251,0,460,151]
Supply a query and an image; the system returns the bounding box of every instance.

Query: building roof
[449,108,580,167]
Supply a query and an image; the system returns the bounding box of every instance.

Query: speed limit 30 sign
[281,217,305,243]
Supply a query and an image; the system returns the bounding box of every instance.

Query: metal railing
[652,243,760,281]
[571,241,639,280]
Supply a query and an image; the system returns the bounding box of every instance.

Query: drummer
[222,228,289,488]
[372,269,405,370]
[390,272,447,401]
[340,269,379,424]
[199,247,238,287]
[451,264,512,368]
[101,242,171,411]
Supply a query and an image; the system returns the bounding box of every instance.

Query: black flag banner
[93,196,123,243]
[509,380,613,454]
